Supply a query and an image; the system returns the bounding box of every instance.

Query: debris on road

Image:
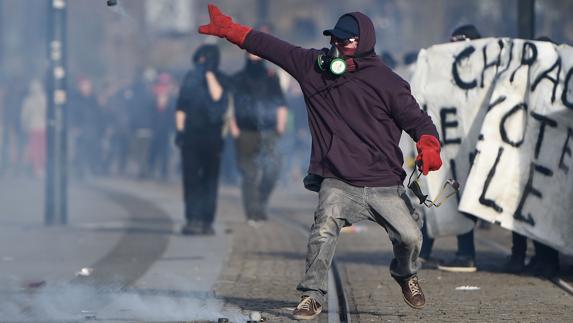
[249,311,262,321]
[455,285,480,291]
[75,267,94,277]
[80,310,96,320]
[24,280,46,289]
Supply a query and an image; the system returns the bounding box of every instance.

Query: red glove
[416,135,442,175]
[198,4,252,48]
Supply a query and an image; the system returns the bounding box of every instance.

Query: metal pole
[45,0,68,225]
[517,0,535,39]
[0,2,3,75]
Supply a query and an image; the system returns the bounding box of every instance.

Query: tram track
[271,206,352,323]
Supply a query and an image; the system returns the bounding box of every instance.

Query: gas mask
[317,45,348,76]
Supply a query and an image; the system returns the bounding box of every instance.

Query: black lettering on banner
[563,67,573,109]
[531,56,562,103]
[449,159,461,202]
[452,46,478,90]
[480,41,502,88]
[479,146,504,213]
[513,163,554,226]
[469,149,480,169]
[422,104,428,113]
[497,40,514,77]
[468,149,480,174]
[510,41,537,83]
[499,103,528,147]
[531,112,558,159]
[440,107,461,145]
[559,127,572,174]
[487,95,506,112]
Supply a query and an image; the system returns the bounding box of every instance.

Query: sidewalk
[0,176,245,322]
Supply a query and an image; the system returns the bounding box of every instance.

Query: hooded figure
[192,44,220,72]
[199,6,443,318]
[230,52,287,224]
[175,44,230,235]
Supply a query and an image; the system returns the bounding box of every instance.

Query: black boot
[503,255,525,274]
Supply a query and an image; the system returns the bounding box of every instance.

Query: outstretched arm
[198,4,315,81]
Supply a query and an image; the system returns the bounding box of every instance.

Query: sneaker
[181,223,203,235]
[394,275,425,309]
[202,225,215,235]
[292,296,322,320]
[437,257,477,273]
[525,257,559,278]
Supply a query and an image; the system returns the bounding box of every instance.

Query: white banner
[411,38,573,255]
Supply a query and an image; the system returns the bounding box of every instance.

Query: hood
[193,44,220,71]
[343,12,377,58]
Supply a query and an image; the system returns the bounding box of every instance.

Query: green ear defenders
[317,46,347,76]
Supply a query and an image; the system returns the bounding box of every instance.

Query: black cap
[323,15,359,40]
[450,24,481,42]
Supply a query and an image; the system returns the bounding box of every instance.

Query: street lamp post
[45,0,68,225]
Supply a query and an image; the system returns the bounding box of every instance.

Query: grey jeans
[296,178,423,305]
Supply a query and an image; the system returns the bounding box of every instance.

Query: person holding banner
[198,4,442,319]
[419,24,482,273]
[503,36,562,279]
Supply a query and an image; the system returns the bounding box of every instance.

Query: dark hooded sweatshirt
[243,12,438,187]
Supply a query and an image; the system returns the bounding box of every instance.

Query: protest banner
[410,38,573,255]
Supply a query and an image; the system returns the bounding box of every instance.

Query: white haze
[1,280,247,322]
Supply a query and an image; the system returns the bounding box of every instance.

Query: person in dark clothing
[380,51,397,69]
[504,232,560,278]
[284,82,311,183]
[199,5,442,319]
[418,24,481,273]
[128,76,155,179]
[147,73,176,181]
[230,53,288,224]
[69,77,104,179]
[176,44,230,235]
[104,84,135,176]
[503,35,561,278]
[1,79,27,175]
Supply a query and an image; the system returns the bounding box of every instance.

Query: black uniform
[176,45,229,234]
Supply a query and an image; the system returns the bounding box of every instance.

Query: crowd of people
[0,39,313,241]
[0,65,311,186]
[0,72,174,180]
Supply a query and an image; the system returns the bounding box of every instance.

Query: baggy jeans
[296,178,423,305]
